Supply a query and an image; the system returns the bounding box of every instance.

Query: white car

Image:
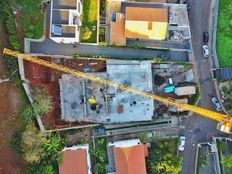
[178,136,186,151]
[202,45,209,57]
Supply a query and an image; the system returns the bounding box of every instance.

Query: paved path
[126,38,189,50]
[30,39,188,61]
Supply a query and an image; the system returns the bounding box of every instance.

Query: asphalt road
[30,39,188,61]
[181,0,226,173]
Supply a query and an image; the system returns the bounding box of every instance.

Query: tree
[221,154,232,168]
[93,162,107,174]
[199,154,207,168]
[21,123,47,163]
[23,88,53,120]
[81,27,92,41]
[147,140,182,174]
[43,133,65,163]
[25,163,55,174]
[222,82,232,113]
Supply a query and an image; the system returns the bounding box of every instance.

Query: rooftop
[59,144,91,174]
[107,139,148,174]
[59,60,154,123]
[50,0,82,43]
[53,0,77,9]
[125,7,168,22]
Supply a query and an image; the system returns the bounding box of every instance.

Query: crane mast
[3,48,232,134]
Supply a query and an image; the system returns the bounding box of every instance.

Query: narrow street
[181,0,225,173]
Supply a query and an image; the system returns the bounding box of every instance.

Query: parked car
[203,32,209,43]
[211,97,222,112]
[178,136,186,151]
[202,45,209,57]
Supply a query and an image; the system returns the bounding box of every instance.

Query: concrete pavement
[29,39,188,61]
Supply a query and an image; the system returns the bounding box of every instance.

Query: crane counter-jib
[3,48,232,124]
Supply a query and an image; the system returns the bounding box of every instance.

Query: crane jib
[3,48,232,130]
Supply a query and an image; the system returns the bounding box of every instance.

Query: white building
[50,0,82,43]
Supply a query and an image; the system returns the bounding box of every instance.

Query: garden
[12,0,44,39]
[220,81,232,114]
[81,0,98,43]
[147,139,182,174]
[216,139,232,174]
[216,0,232,67]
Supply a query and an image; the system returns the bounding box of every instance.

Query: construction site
[22,53,197,130]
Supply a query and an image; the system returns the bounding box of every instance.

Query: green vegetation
[199,154,207,168]
[221,155,232,168]
[12,0,44,39]
[73,52,168,62]
[190,85,201,105]
[0,0,21,74]
[81,0,98,43]
[216,0,232,67]
[12,123,65,174]
[23,88,53,121]
[91,138,107,174]
[221,82,232,114]
[147,139,182,174]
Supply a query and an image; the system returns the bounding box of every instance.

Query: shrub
[81,27,92,41]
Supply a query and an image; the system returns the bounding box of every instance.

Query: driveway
[181,0,227,174]
[30,39,188,61]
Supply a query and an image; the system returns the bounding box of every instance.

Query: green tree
[25,163,55,174]
[81,27,92,41]
[43,133,65,163]
[222,82,232,113]
[221,154,232,168]
[199,154,207,168]
[93,162,106,174]
[23,88,53,120]
[21,123,47,163]
[147,140,182,174]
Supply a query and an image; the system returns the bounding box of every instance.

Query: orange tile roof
[110,13,125,45]
[113,144,148,174]
[125,7,168,22]
[59,149,88,174]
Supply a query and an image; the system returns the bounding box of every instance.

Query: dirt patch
[0,83,26,174]
[24,57,106,129]
[0,21,26,174]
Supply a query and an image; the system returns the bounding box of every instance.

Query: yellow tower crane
[3,48,232,134]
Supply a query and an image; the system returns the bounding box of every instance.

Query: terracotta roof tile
[113,144,148,174]
[110,13,125,45]
[59,149,88,174]
[125,7,168,22]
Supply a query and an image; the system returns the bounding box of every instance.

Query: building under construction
[59,60,154,123]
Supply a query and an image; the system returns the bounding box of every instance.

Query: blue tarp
[164,86,175,93]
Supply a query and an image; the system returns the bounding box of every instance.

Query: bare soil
[0,23,26,174]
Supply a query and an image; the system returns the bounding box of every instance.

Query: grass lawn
[12,0,44,39]
[81,0,98,43]
[216,0,232,67]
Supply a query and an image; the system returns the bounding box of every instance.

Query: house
[107,139,148,174]
[59,144,92,174]
[50,0,82,43]
[110,6,168,45]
